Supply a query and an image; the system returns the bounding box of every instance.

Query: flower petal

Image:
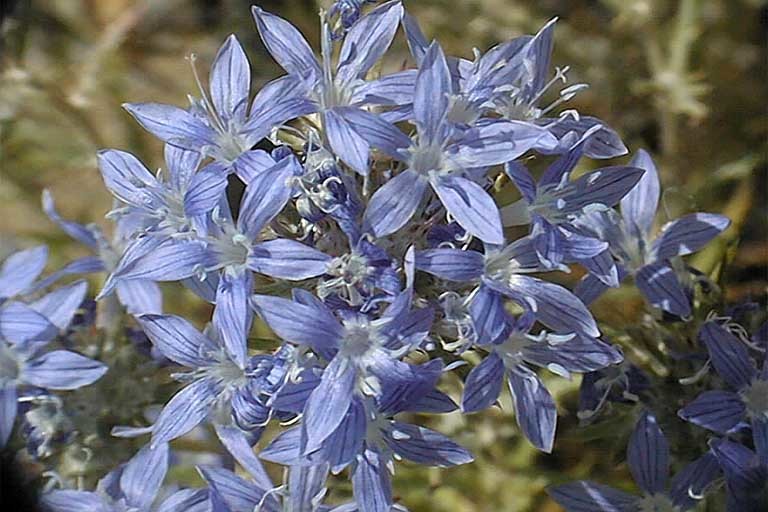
[210,35,251,121]
[0,384,17,446]
[652,213,730,260]
[22,350,107,390]
[363,169,427,237]
[462,352,504,413]
[0,245,48,299]
[251,294,342,350]
[414,42,451,142]
[678,390,746,434]
[620,149,660,236]
[122,103,216,149]
[137,314,210,368]
[635,262,691,318]
[120,443,169,510]
[302,357,356,453]
[627,411,669,494]
[385,422,473,466]
[547,481,637,512]
[414,248,484,282]
[251,6,320,82]
[700,320,756,390]
[433,175,504,244]
[151,377,218,446]
[507,366,557,453]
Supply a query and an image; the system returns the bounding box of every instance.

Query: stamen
[187,53,226,133]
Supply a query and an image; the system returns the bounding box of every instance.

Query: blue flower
[126,303,272,446]
[97,144,227,239]
[500,134,645,286]
[573,149,730,317]
[259,378,467,512]
[461,310,621,452]
[414,235,600,338]
[253,1,412,175]
[678,320,768,467]
[548,410,722,511]
[98,152,330,327]
[42,190,162,315]
[317,237,401,310]
[123,35,314,179]
[252,284,436,454]
[42,442,211,512]
[0,280,106,446]
[710,438,767,511]
[363,41,558,244]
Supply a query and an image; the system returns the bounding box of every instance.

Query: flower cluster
[2,2,755,511]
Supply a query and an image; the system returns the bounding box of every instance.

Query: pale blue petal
[0,245,48,299]
[184,164,229,216]
[30,280,87,331]
[115,279,162,315]
[620,149,660,236]
[251,7,320,82]
[198,466,264,512]
[249,239,331,280]
[152,377,218,446]
[120,442,169,509]
[97,149,159,207]
[335,107,411,160]
[414,248,484,282]
[251,294,342,350]
[336,0,403,82]
[302,357,356,452]
[42,191,98,249]
[325,108,370,174]
[414,42,451,142]
[210,35,251,121]
[0,384,17,446]
[214,424,274,491]
[22,350,107,390]
[213,271,252,367]
[137,314,210,368]
[462,352,504,413]
[237,155,300,238]
[41,490,110,512]
[122,102,216,149]
[0,301,60,342]
[363,169,428,237]
[352,449,393,512]
[433,175,503,244]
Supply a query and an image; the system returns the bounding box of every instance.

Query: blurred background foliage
[1,0,766,510]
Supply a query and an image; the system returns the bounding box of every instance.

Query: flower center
[0,342,20,384]
[637,493,679,512]
[496,332,532,367]
[209,230,251,271]
[318,252,374,306]
[408,140,447,176]
[446,95,481,125]
[741,379,768,419]
[340,320,380,360]
[215,130,250,163]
